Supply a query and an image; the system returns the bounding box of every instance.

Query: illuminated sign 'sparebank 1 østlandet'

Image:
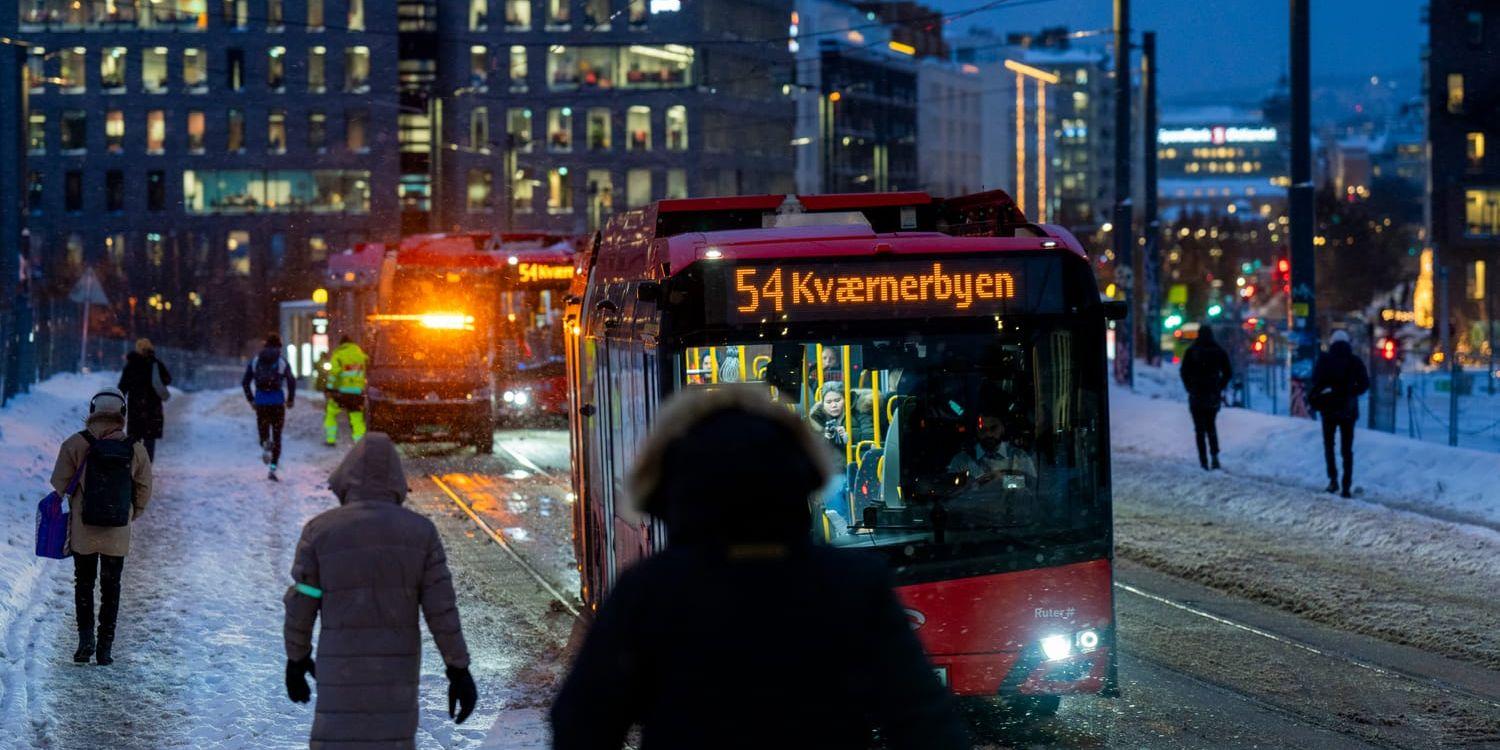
[732,262,1018,317]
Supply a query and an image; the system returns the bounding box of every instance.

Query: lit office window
[308,235,330,262]
[1465,189,1500,237]
[506,0,531,29]
[268,110,287,154]
[666,105,687,151]
[512,167,536,214]
[187,110,206,152]
[227,107,245,152]
[587,107,611,151]
[1467,131,1486,171]
[507,108,534,152]
[61,110,87,152]
[147,110,166,153]
[666,168,687,199]
[346,109,369,152]
[308,111,328,150]
[222,0,247,28]
[101,47,127,90]
[307,0,325,29]
[548,167,573,213]
[471,0,488,30]
[27,113,46,154]
[346,46,370,92]
[106,110,125,153]
[620,45,692,88]
[184,48,207,90]
[143,47,169,92]
[106,233,126,268]
[470,45,490,89]
[587,169,613,230]
[547,0,570,27]
[267,0,284,28]
[1468,260,1487,301]
[26,48,45,92]
[227,48,245,91]
[348,0,365,30]
[626,105,651,151]
[308,46,327,92]
[629,0,646,26]
[268,46,286,90]
[548,107,573,152]
[468,169,494,212]
[61,48,86,92]
[509,45,528,92]
[227,231,251,276]
[584,0,609,29]
[626,168,651,207]
[1448,73,1465,114]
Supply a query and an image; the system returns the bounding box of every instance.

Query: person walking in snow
[283,433,478,748]
[1180,324,1233,470]
[551,388,968,750]
[117,338,172,462]
[50,387,153,665]
[1309,329,1370,498]
[242,334,296,480]
[324,335,368,446]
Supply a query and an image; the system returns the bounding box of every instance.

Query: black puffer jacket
[1310,340,1370,422]
[1180,328,1233,409]
[118,351,172,439]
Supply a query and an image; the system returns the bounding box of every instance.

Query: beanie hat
[1329,329,1351,345]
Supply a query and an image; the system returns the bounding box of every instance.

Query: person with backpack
[1309,329,1371,498]
[1179,324,1234,470]
[324,335,368,446]
[551,388,968,750]
[242,334,296,480]
[283,433,478,747]
[117,338,172,462]
[49,387,153,665]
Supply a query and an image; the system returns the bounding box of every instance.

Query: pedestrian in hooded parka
[1179,324,1234,470]
[1309,329,1371,498]
[283,433,478,750]
[50,387,153,665]
[550,387,969,750]
[117,338,172,462]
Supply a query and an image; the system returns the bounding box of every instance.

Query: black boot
[1211,455,1221,470]
[1325,479,1338,493]
[73,630,94,663]
[94,631,113,666]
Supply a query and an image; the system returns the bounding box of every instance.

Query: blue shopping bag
[35,459,84,560]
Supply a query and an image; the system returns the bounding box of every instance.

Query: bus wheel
[999,695,1060,719]
[473,426,495,455]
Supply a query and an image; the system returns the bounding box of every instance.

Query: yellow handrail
[842,345,854,520]
[753,355,771,379]
[737,345,747,382]
[871,370,882,449]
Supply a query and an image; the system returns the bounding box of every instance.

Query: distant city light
[1157,126,1278,145]
[649,0,681,12]
[888,41,917,56]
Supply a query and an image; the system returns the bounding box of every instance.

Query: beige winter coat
[49,412,153,558]
[284,433,470,750]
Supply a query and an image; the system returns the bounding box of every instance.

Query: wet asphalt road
[400,428,1500,750]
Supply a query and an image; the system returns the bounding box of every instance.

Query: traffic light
[1207,303,1223,317]
[1379,337,1397,361]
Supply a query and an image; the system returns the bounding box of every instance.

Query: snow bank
[1113,381,1500,530]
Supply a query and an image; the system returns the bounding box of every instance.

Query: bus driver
[947,412,1036,487]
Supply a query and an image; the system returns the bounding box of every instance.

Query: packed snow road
[1,389,575,750]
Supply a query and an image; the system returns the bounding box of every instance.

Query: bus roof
[591,190,1087,281]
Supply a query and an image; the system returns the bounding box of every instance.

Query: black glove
[286,657,315,703]
[446,666,477,724]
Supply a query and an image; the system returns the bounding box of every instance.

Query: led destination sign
[717,258,1054,324]
[516,263,574,284]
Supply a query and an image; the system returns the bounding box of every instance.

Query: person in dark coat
[1179,324,1233,469]
[117,338,172,461]
[1309,329,1370,497]
[551,387,969,750]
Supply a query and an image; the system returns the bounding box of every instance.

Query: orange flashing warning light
[369,313,476,331]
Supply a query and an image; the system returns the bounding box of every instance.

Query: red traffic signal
[1380,338,1397,361]
[1277,258,1290,274]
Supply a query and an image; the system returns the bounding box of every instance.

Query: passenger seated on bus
[807,382,873,453]
[947,412,1036,487]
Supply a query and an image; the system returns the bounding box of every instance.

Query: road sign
[68,268,109,306]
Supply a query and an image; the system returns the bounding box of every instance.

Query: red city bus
[565,191,1123,713]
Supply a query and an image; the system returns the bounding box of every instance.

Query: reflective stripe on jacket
[329,343,369,395]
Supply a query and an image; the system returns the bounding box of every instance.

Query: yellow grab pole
[871,370,882,448]
[842,345,854,520]
[737,345,747,382]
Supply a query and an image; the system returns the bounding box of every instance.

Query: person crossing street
[324,336,369,446]
[243,334,297,480]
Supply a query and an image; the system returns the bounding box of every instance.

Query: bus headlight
[502,390,516,403]
[1040,635,1072,661]
[513,390,530,406]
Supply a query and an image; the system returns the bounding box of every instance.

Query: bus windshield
[676,323,1108,578]
[498,288,566,371]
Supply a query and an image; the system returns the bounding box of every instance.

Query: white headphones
[89,390,127,417]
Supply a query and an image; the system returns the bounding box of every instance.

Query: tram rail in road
[430,473,581,618]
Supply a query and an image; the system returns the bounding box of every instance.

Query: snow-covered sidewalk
[1113,383,1500,530]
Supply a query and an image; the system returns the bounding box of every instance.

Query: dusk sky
[932,0,1425,103]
